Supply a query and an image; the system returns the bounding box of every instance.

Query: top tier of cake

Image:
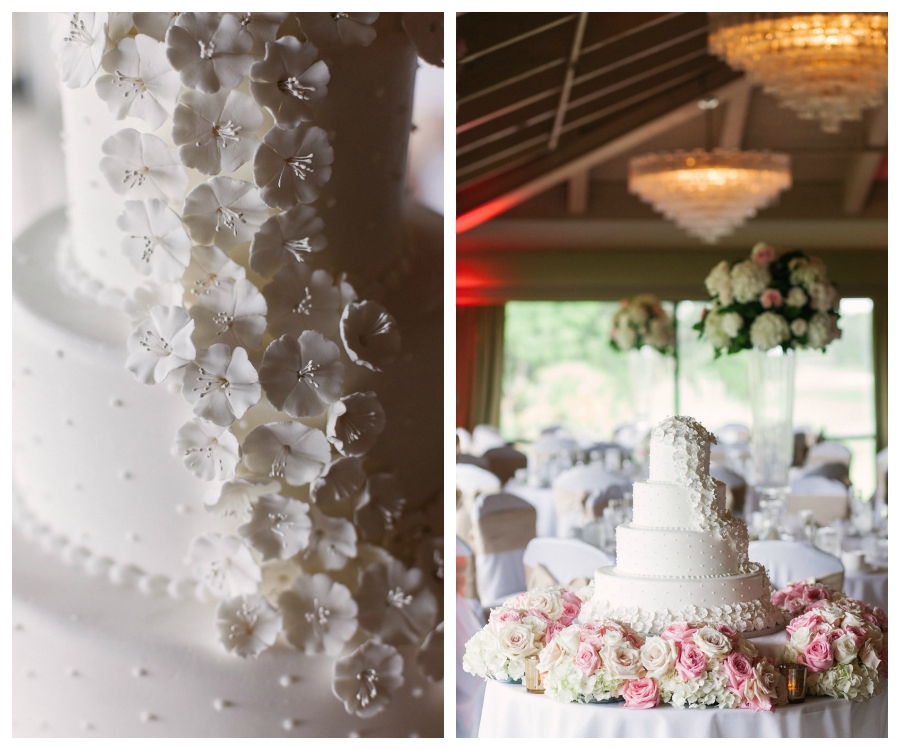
[58,13,416,296]
[647,415,716,484]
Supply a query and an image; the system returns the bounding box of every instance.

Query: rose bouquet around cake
[461,586,582,682]
[773,581,888,702]
[609,294,675,355]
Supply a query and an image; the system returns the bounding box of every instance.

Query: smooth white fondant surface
[615,523,741,578]
[631,480,725,528]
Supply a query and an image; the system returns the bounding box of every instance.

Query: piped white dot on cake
[132,667,147,677]
[119,470,133,481]
[213,698,231,711]
[139,711,156,723]
[67,667,80,677]
[80,720,94,731]
[279,675,295,687]
[110,398,123,408]
[282,718,299,730]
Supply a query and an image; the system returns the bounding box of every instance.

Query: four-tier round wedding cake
[583,416,785,635]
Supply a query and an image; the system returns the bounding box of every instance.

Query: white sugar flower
[249,204,326,276]
[357,557,438,646]
[96,34,181,131]
[303,505,358,570]
[118,199,192,283]
[259,332,345,419]
[182,177,270,251]
[216,593,283,659]
[310,457,366,509]
[749,312,790,351]
[182,343,261,426]
[181,244,246,298]
[175,418,241,481]
[327,391,386,457]
[354,473,405,542]
[279,572,358,655]
[205,475,281,518]
[249,36,329,129]
[122,281,185,325]
[333,640,403,719]
[53,13,108,89]
[227,13,288,56]
[133,12,180,42]
[242,421,331,485]
[100,129,187,202]
[253,124,333,210]
[340,301,401,372]
[263,262,354,343]
[417,622,444,682]
[298,13,379,48]
[237,493,312,561]
[165,12,254,94]
[172,89,263,175]
[188,532,261,597]
[190,278,268,351]
[402,13,444,67]
[125,304,196,385]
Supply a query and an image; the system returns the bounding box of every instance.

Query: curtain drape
[456,305,505,430]
[872,293,887,451]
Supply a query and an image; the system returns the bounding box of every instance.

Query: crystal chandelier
[708,12,888,133]
[629,149,792,244]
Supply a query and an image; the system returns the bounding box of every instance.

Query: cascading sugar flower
[190,278,268,351]
[205,475,281,518]
[216,594,283,659]
[188,532,261,598]
[165,12,254,94]
[253,124,334,210]
[249,205,327,276]
[250,36,330,129]
[332,640,404,719]
[310,456,366,509]
[340,301,401,372]
[181,245,246,298]
[327,391,386,457]
[417,622,444,682]
[182,177,269,252]
[133,12,180,42]
[354,473,405,542]
[357,557,438,646]
[125,304,196,385]
[175,418,241,481]
[118,199,192,283]
[182,343,260,426]
[227,12,288,56]
[302,505,358,571]
[279,573,358,655]
[242,421,331,486]
[263,262,355,343]
[297,13,380,48]
[53,12,109,89]
[100,129,187,202]
[237,493,312,561]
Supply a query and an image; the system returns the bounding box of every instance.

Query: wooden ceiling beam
[548,12,589,151]
[843,106,889,215]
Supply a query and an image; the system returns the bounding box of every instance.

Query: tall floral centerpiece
[609,295,675,444]
[695,243,841,508]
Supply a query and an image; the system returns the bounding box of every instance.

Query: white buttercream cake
[13,12,443,737]
[583,416,784,634]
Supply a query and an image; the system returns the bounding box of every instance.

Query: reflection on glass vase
[747,347,796,526]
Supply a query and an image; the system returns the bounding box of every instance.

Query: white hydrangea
[749,312,789,351]
[720,312,743,339]
[703,311,731,350]
[786,286,808,308]
[808,281,838,312]
[806,312,842,349]
[790,318,808,337]
[461,628,508,681]
[730,260,771,304]
[704,260,733,305]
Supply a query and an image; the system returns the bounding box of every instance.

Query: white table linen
[504,481,557,538]
[748,540,844,589]
[456,595,487,738]
[843,568,888,611]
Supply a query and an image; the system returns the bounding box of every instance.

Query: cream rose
[538,639,567,673]
[693,626,732,661]
[790,318,808,337]
[556,624,582,654]
[522,615,548,640]
[833,633,860,665]
[639,636,678,679]
[498,622,539,659]
[522,589,564,621]
[601,641,646,681]
[786,286,808,307]
[790,626,815,651]
[736,637,760,659]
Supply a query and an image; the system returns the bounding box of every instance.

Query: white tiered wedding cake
[584,416,784,635]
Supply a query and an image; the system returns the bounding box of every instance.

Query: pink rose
[751,244,777,266]
[799,634,834,673]
[662,622,697,644]
[623,630,644,649]
[862,612,880,628]
[622,677,659,710]
[523,608,550,623]
[675,642,708,681]
[783,595,807,614]
[803,586,829,604]
[771,590,787,607]
[845,625,868,650]
[871,607,888,631]
[787,611,822,634]
[717,624,738,641]
[579,622,606,647]
[825,628,843,644]
[813,622,835,637]
[760,289,783,309]
[558,601,580,627]
[722,651,754,695]
[809,600,829,610]
[574,641,601,675]
[491,609,522,633]
[543,619,566,645]
[561,590,581,607]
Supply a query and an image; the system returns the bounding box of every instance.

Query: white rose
[833,633,860,665]
[786,287,808,307]
[522,615,548,639]
[731,260,771,303]
[497,622,539,658]
[639,636,678,679]
[816,606,845,626]
[523,589,564,621]
[790,626,814,651]
[693,626,732,660]
[860,642,882,671]
[736,637,760,659]
[600,641,646,680]
[601,629,626,648]
[556,624,582,654]
[749,312,789,350]
[790,318,808,337]
[743,662,778,705]
[841,612,865,629]
[538,639,567,673]
[806,312,841,349]
[703,311,731,349]
[721,312,743,338]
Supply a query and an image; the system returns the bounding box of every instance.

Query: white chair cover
[802,462,851,486]
[791,475,847,496]
[807,441,852,467]
[749,540,844,590]
[471,424,506,456]
[456,426,473,455]
[456,463,501,497]
[472,493,537,606]
[788,474,849,524]
[456,593,486,738]
[482,445,528,484]
[719,423,751,444]
[522,538,614,591]
[553,463,629,514]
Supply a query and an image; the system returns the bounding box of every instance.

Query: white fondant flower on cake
[96,35,181,131]
[125,304,196,385]
[182,343,261,426]
[54,13,108,89]
[181,245,246,298]
[354,473,405,542]
[133,12,180,42]
[190,278,268,351]
[279,572,358,655]
[357,558,438,646]
[242,421,331,485]
[216,593,283,659]
[326,391,386,457]
[310,457,366,509]
[417,622,444,682]
[165,12,254,94]
[100,129,188,202]
[249,36,329,129]
[118,199,192,283]
[182,177,270,251]
[259,332,345,419]
[333,640,403,719]
[205,475,280,518]
[106,13,134,45]
[122,281,185,325]
[402,12,444,67]
[302,505,358,571]
[175,418,241,481]
[340,301,401,372]
[237,493,312,561]
[172,89,263,175]
[249,205,326,276]
[253,124,333,210]
[188,532,260,597]
[227,13,288,57]
[297,13,379,48]
[263,262,355,343]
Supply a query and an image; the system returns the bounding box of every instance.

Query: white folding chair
[522,537,614,591]
[749,540,844,590]
[553,463,630,533]
[471,424,506,456]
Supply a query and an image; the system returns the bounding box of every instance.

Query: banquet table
[478,681,888,738]
[843,567,888,611]
[504,481,557,538]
